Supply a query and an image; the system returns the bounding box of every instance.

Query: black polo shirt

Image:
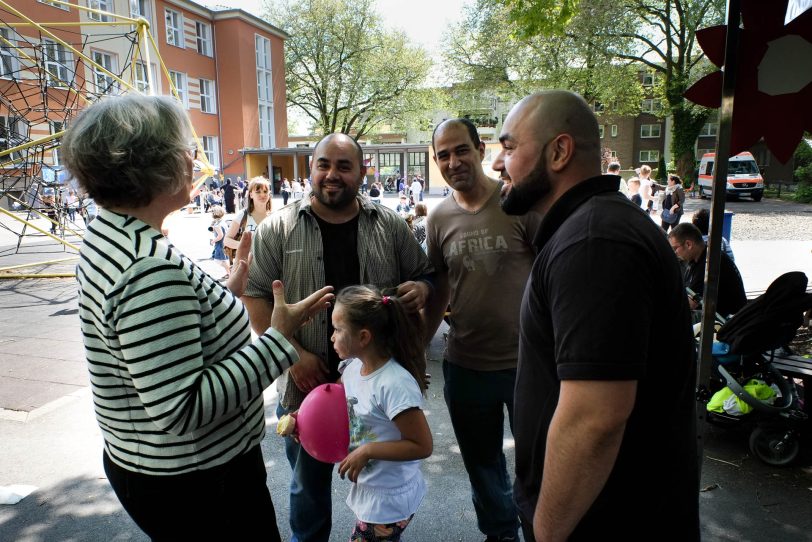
[514,175,699,540]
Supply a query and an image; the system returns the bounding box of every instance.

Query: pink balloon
[296,383,349,463]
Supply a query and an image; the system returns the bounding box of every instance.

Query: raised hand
[225,231,253,297]
[270,280,334,339]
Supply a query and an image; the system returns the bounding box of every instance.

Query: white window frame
[169,70,188,108]
[642,71,655,86]
[610,124,618,137]
[201,136,219,169]
[255,34,275,148]
[130,0,150,21]
[134,61,156,93]
[196,21,212,57]
[641,99,662,114]
[700,122,718,137]
[0,115,29,164]
[598,125,605,139]
[0,27,19,80]
[165,8,183,48]
[38,0,70,10]
[42,39,72,88]
[640,124,661,138]
[50,120,65,165]
[199,78,216,114]
[639,150,660,163]
[92,50,117,95]
[88,0,112,22]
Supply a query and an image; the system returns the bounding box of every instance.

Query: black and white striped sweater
[77,209,296,475]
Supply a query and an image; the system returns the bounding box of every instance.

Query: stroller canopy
[716,271,812,355]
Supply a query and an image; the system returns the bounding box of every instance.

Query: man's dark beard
[311,182,358,209]
[500,156,551,215]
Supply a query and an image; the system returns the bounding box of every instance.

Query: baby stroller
[706,271,812,466]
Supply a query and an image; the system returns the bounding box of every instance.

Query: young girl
[333,285,432,542]
[224,177,272,261]
[208,205,230,278]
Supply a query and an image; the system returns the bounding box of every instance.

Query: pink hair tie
[382,295,391,305]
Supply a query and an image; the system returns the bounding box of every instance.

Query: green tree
[793,139,812,202]
[444,1,643,119]
[470,0,725,182]
[264,0,432,139]
[656,154,668,181]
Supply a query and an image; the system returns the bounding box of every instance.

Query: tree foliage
[454,0,725,181]
[444,1,643,118]
[264,0,432,139]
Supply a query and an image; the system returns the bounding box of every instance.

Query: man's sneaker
[484,536,517,542]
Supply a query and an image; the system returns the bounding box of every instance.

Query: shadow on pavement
[0,475,146,542]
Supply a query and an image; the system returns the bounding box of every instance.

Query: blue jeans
[443,360,519,539]
[276,403,335,542]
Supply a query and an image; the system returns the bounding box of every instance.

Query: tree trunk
[670,105,709,188]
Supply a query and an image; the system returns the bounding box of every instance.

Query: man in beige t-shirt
[424,118,539,542]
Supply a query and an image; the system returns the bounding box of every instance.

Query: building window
[593,101,604,113]
[199,78,215,113]
[50,121,64,165]
[408,151,427,177]
[38,0,70,10]
[641,99,662,114]
[255,34,275,148]
[598,125,605,139]
[196,22,212,56]
[169,70,187,108]
[130,0,150,21]
[92,50,117,95]
[42,39,72,87]
[642,71,655,86]
[610,150,618,158]
[639,150,660,163]
[134,61,155,93]
[640,124,661,138]
[611,124,618,137]
[700,122,718,137]
[0,28,18,79]
[0,116,29,163]
[88,0,111,22]
[165,9,183,48]
[201,136,219,169]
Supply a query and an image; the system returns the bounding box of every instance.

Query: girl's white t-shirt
[340,358,426,523]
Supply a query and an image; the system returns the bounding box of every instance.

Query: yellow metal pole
[22,0,140,24]
[0,1,136,93]
[0,208,81,251]
[0,257,78,272]
[0,132,63,160]
[0,33,90,106]
[3,192,83,239]
[143,30,212,177]
[4,21,140,27]
[0,273,76,279]
[137,18,154,96]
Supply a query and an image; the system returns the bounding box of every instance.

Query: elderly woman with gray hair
[62,94,333,541]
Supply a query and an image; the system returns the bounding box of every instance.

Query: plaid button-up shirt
[245,196,433,408]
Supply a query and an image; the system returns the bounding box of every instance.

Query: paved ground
[1,193,811,541]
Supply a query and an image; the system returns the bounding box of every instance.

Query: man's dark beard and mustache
[500,156,551,215]
[311,179,358,209]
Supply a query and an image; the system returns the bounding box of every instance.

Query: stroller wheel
[748,426,800,466]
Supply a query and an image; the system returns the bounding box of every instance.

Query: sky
[199,0,474,131]
[200,0,473,56]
